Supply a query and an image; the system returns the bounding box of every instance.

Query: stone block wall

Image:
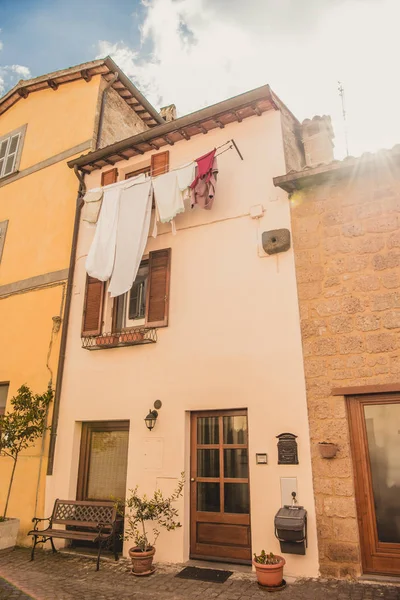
[289,162,400,578]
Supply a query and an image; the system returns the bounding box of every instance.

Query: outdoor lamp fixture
[145,400,162,431]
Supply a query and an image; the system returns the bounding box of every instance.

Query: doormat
[175,566,233,583]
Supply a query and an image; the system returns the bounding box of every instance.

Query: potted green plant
[122,474,184,576]
[0,385,53,551]
[253,550,286,588]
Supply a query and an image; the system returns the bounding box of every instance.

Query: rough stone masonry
[289,157,400,578]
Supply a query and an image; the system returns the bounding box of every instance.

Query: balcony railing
[81,327,157,350]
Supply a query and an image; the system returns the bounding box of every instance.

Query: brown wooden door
[190,410,251,564]
[348,394,400,576]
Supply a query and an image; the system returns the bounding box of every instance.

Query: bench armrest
[31,516,52,531]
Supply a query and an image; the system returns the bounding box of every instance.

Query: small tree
[123,473,184,551]
[0,385,53,520]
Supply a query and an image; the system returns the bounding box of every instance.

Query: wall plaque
[277,433,299,465]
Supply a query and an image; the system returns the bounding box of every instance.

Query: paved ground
[0,548,399,600]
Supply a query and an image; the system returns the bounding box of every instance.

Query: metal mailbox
[274,505,307,555]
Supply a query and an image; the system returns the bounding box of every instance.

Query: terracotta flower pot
[120,331,144,343]
[253,556,285,588]
[96,335,119,347]
[129,546,155,576]
[318,442,338,459]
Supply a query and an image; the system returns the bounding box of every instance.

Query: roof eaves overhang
[68,84,277,172]
[273,146,400,193]
[0,57,163,127]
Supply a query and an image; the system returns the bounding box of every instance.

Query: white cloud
[98,0,400,158]
[0,64,32,96]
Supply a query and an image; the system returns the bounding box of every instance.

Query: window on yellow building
[0,125,26,179]
[0,383,9,416]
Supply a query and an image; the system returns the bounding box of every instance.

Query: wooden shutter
[145,249,171,328]
[82,276,105,336]
[151,151,169,177]
[101,168,118,187]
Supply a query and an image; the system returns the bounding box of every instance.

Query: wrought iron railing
[81,327,157,350]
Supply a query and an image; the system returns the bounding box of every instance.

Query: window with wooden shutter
[82,276,105,336]
[101,168,118,187]
[151,151,169,177]
[145,248,171,328]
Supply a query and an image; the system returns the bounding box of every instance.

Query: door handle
[190,478,195,482]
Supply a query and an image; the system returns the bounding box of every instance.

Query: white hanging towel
[153,171,184,223]
[108,177,153,298]
[82,189,104,224]
[85,180,125,281]
[176,161,195,201]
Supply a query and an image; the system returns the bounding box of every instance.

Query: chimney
[160,104,177,122]
[302,115,334,167]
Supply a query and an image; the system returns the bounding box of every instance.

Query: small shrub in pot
[122,473,184,575]
[253,550,286,587]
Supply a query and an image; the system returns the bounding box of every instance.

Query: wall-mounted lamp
[144,400,162,431]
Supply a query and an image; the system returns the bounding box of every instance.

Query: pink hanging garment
[190,149,218,210]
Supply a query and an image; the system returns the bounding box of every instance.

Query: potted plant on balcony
[122,473,184,576]
[253,550,286,588]
[0,385,53,551]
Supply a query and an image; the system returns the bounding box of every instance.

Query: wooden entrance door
[190,410,251,563]
[348,394,400,576]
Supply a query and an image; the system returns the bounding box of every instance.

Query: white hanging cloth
[152,161,195,237]
[108,176,153,298]
[85,179,125,281]
[82,189,103,224]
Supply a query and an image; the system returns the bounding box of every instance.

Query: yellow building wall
[0,76,102,541]
[0,78,101,169]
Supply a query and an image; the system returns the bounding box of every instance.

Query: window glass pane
[224,483,250,514]
[0,384,9,415]
[197,482,220,512]
[9,135,19,154]
[87,430,129,501]
[0,140,8,159]
[223,416,247,444]
[128,261,149,320]
[4,154,15,175]
[197,449,219,477]
[364,403,400,543]
[224,449,248,478]
[197,417,219,444]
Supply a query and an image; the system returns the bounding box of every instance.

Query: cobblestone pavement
[0,548,399,600]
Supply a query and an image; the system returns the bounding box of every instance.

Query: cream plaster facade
[47,109,319,577]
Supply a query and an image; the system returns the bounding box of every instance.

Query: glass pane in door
[364,403,400,543]
[198,417,219,444]
[87,430,129,501]
[197,482,220,512]
[223,416,247,444]
[198,449,220,477]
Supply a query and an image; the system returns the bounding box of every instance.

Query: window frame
[76,420,130,502]
[0,124,27,180]
[0,382,10,417]
[112,258,150,332]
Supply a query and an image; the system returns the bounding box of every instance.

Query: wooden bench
[29,499,119,570]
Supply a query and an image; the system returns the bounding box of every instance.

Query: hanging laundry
[190,150,218,210]
[153,171,184,223]
[108,176,152,298]
[82,189,103,224]
[85,179,126,281]
[176,161,195,202]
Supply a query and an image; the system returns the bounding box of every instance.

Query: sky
[0,0,398,158]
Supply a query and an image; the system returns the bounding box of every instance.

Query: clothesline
[149,139,243,179]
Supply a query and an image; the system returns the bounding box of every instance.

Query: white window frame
[0,124,27,179]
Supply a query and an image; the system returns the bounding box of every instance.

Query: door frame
[347,393,400,576]
[189,408,252,564]
[76,420,130,501]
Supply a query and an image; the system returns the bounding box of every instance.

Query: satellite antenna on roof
[338,81,349,157]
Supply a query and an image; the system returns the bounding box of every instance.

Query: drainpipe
[47,165,86,475]
[96,72,119,148]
